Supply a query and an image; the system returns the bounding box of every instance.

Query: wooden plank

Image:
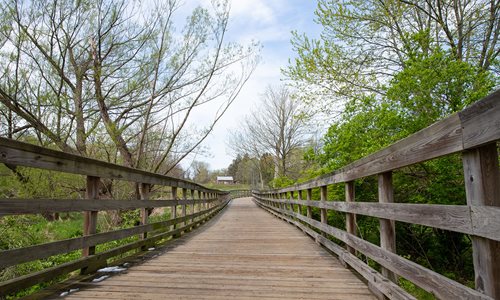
[0,137,224,194]
[459,90,500,149]
[0,201,229,297]
[462,144,500,298]
[0,206,220,269]
[257,202,492,300]
[378,172,397,283]
[254,195,500,241]
[0,198,217,216]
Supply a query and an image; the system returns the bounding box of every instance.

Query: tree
[0,0,260,175]
[284,0,499,113]
[229,85,309,181]
[190,161,211,184]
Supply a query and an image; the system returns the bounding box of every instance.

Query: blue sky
[185,0,321,171]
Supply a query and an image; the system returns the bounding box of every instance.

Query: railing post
[202,192,207,211]
[306,188,312,219]
[197,190,202,213]
[345,181,356,255]
[297,190,302,215]
[378,172,397,283]
[139,183,150,241]
[462,143,500,298]
[182,188,187,227]
[83,176,99,257]
[171,186,178,231]
[290,191,295,215]
[320,186,328,226]
[190,189,195,225]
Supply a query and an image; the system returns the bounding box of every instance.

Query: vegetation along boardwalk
[62,198,375,300]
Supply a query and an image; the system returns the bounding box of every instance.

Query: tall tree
[285,0,499,113]
[0,0,259,174]
[229,85,308,180]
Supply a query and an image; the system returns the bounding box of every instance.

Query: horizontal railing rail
[0,138,231,298]
[253,89,500,300]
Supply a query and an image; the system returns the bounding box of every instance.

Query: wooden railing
[0,138,230,298]
[253,90,500,300]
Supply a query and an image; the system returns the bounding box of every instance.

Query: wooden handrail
[0,137,224,193]
[253,90,500,299]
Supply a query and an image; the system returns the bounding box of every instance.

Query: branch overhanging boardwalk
[63,198,376,300]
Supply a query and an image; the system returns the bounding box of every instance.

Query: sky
[182,0,321,171]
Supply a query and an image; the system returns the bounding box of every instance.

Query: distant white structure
[216,176,235,185]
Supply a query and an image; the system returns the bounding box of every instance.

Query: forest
[1,0,499,299]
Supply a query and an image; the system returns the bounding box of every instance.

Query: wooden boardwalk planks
[63,198,375,299]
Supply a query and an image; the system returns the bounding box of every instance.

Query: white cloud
[229,0,276,25]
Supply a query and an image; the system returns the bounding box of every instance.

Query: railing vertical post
[182,188,187,227]
[190,189,195,224]
[197,190,202,213]
[202,192,207,211]
[345,181,356,255]
[462,143,500,298]
[320,186,328,226]
[306,188,312,219]
[83,176,99,257]
[171,186,178,231]
[139,183,150,242]
[378,172,397,283]
[297,190,302,215]
[290,191,295,215]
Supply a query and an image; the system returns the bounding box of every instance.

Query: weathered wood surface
[62,198,376,300]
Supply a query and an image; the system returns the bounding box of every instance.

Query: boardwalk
[65,198,375,299]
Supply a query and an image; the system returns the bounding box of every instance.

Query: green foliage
[269,176,295,188]
[387,47,496,132]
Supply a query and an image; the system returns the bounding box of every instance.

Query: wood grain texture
[255,199,492,300]
[62,198,376,300]
[459,90,500,149]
